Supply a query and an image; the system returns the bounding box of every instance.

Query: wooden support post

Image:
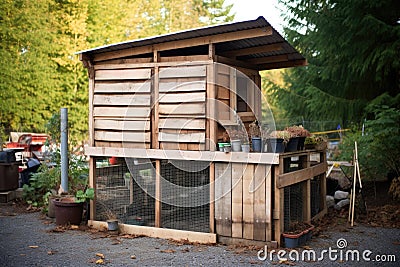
[153,51,160,149]
[265,166,272,241]
[207,44,216,151]
[155,159,161,227]
[229,68,237,121]
[89,157,96,220]
[303,152,311,222]
[274,157,284,244]
[209,162,215,233]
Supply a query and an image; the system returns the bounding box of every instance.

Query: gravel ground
[0,205,399,266]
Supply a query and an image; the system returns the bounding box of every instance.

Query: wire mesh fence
[311,177,322,218]
[283,181,304,231]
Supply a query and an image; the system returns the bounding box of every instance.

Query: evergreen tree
[267,0,400,130]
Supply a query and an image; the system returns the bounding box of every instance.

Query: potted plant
[285,125,311,151]
[267,130,290,153]
[305,135,328,150]
[54,187,94,225]
[282,221,314,248]
[249,121,262,152]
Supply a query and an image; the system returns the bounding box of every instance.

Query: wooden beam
[246,54,289,65]
[89,220,217,244]
[220,42,284,58]
[277,162,327,188]
[89,157,96,221]
[215,55,259,70]
[93,27,273,62]
[84,147,280,164]
[273,157,284,245]
[258,59,308,70]
[209,163,215,233]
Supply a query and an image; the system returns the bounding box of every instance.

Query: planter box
[0,163,19,192]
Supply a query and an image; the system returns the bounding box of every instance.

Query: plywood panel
[93,94,151,106]
[95,69,151,80]
[158,92,205,103]
[159,81,206,93]
[95,130,150,143]
[159,118,205,130]
[158,132,205,143]
[231,163,243,238]
[94,119,150,131]
[242,164,254,239]
[95,82,151,93]
[159,65,206,78]
[253,164,266,241]
[93,107,151,118]
[159,103,205,115]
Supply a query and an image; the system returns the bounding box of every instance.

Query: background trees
[265,0,400,131]
[0,0,232,144]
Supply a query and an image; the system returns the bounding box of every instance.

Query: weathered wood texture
[93,68,152,148]
[157,65,207,150]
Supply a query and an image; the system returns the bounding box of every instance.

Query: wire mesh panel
[95,157,156,227]
[160,160,210,233]
[283,182,304,231]
[311,177,321,218]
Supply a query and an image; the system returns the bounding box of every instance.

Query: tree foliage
[0,0,233,143]
[265,0,400,130]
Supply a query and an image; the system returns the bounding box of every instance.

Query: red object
[109,157,118,165]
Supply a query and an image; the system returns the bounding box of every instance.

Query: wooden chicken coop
[79,17,327,247]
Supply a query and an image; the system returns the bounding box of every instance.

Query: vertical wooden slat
[303,152,311,222]
[155,159,161,227]
[215,163,232,237]
[209,163,215,233]
[242,164,254,239]
[231,163,243,238]
[265,165,272,241]
[253,164,266,241]
[88,66,95,146]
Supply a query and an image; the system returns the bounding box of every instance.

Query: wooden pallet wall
[157,65,207,150]
[93,68,152,148]
[215,162,272,241]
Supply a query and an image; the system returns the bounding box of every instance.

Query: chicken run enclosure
[79,17,327,247]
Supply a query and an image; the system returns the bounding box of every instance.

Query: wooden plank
[214,163,232,237]
[159,103,205,115]
[94,131,150,143]
[231,163,243,238]
[93,94,151,106]
[274,158,284,245]
[94,141,150,149]
[159,92,205,103]
[242,164,254,239]
[89,220,216,244]
[158,132,205,143]
[159,65,206,78]
[94,119,150,131]
[93,27,272,62]
[95,82,151,93]
[153,65,160,149]
[159,81,206,93]
[206,61,216,151]
[265,166,272,241]
[89,157,96,220]
[85,147,280,164]
[253,164,266,241]
[155,160,161,227]
[209,163,215,233]
[95,69,151,80]
[277,162,327,188]
[158,118,205,130]
[93,107,151,118]
[221,43,284,58]
[229,68,237,121]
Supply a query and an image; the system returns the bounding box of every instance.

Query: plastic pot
[231,140,241,152]
[251,137,262,152]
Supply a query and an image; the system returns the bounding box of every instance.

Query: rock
[334,199,350,210]
[334,190,349,200]
[326,195,335,208]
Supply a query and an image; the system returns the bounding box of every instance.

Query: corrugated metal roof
[78,16,306,70]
